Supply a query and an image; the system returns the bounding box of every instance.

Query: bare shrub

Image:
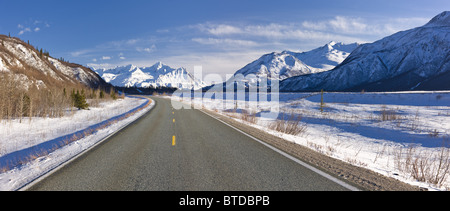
[240,110,257,124]
[429,146,450,186]
[380,106,401,121]
[410,151,430,183]
[394,141,450,188]
[269,112,307,135]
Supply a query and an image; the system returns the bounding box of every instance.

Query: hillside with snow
[94,62,208,90]
[0,35,109,90]
[281,11,450,92]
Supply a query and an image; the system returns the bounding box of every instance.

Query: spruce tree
[72,90,89,110]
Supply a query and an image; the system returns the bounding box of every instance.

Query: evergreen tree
[72,90,89,110]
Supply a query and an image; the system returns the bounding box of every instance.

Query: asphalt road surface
[28,97,353,191]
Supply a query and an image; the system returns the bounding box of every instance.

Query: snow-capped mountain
[281,11,450,92]
[94,62,208,90]
[295,41,360,71]
[233,41,359,81]
[0,35,108,90]
[205,41,360,91]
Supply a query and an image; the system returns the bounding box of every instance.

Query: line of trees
[0,74,118,122]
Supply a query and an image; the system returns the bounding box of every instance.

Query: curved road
[28,97,352,191]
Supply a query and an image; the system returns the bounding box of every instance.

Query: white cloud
[17,20,49,35]
[192,16,427,46]
[243,23,288,38]
[192,38,258,47]
[193,22,367,46]
[125,39,139,45]
[207,24,243,35]
[87,63,115,70]
[18,28,31,35]
[302,16,429,36]
[71,49,93,57]
[136,44,157,53]
[195,22,362,43]
[102,56,111,60]
[195,23,242,36]
[329,16,368,33]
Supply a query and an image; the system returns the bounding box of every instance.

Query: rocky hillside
[0,34,109,90]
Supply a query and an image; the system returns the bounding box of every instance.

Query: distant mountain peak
[151,61,165,70]
[426,11,450,27]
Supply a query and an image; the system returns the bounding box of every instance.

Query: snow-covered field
[0,96,154,191]
[173,91,450,190]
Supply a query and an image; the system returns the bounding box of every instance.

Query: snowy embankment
[0,96,154,191]
[175,91,450,190]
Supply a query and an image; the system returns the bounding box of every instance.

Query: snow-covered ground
[172,91,450,190]
[0,96,154,191]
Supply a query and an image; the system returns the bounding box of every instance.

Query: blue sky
[0,0,448,78]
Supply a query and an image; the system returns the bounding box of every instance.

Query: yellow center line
[173,118,175,123]
[172,135,176,146]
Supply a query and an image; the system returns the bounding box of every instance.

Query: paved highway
[28,97,353,191]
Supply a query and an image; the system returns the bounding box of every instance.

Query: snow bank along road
[26,97,356,191]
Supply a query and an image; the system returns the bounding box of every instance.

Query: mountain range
[93,41,360,91]
[94,62,208,90]
[280,11,450,92]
